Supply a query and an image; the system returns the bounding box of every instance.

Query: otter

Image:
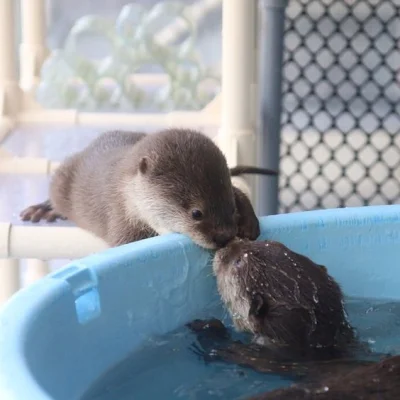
[212,239,357,359]
[19,129,276,248]
[187,240,386,378]
[249,355,400,400]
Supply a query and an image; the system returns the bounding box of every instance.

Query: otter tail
[229,165,278,176]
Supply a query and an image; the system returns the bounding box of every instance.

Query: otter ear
[138,156,150,174]
[249,293,268,320]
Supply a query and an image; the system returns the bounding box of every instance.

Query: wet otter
[250,355,400,400]
[187,240,385,378]
[19,129,276,248]
[212,239,356,360]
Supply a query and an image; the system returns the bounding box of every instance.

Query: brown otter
[19,129,276,248]
[212,239,357,360]
[249,355,400,400]
[187,240,387,378]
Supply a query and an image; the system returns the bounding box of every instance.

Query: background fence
[279,0,400,213]
[41,0,400,213]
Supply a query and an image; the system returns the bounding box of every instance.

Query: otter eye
[191,209,203,220]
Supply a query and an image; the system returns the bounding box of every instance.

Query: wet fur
[250,355,400,400]
[187,318,380,381]
[187,240,394,398]
[213,239,356,359]
[20,129,260,248]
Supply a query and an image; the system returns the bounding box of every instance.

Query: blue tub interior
[1,205,400,400]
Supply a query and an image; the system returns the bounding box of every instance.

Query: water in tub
[82,297,400,399]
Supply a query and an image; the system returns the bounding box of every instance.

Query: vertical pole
[0,259,20,306]
[25,259,50,286]
[219,0,258,203]
[20,0,49,90]
[0,0,19,116]
[256,0,288,216]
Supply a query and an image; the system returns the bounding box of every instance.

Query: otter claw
[186,318,228,337]
[19,200,66,223]
[189,343,219,364]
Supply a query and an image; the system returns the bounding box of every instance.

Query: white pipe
[221,0,255,136]
[20,0,47,47]
[0,116,15,143]
[17,109,78,124]
[0,0,19,116]
[0,156,60,174]
[0,259,20,305]
[17,109,219,127]
[24,259,50,285]
[0,148,11,158]
[20,0,49,90]
[0,0,17,85]
[0,223,108,259]
[77,111,214,127]
[217,0,257,202]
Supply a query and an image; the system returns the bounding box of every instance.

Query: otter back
[20,129,261,248]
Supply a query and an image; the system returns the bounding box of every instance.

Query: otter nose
[213,233,234,248]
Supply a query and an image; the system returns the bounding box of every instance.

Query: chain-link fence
[279,0,400,213]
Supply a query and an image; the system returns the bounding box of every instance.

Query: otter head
[126,129,240,249]
[214,239,355,355]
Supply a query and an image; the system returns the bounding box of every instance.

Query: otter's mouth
[190,236,219,250]
[214,238,246,262]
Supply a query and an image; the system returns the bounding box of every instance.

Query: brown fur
[213,239,356,359]
[250,355,400,400]
[20,129,260,248]
[187,241,395,399]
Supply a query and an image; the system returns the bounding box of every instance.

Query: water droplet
[244,253,248,258]
[314,386,329,394]
[284,252,288,256]
[297,274,301,279]
[246,287,250,292]
[232,312,241,320]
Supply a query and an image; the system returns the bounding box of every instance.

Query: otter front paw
[20,200,66,223]
[233,187,260,240]
[186,318,229,338]
[237,215,260,241]
[189,342,222,364]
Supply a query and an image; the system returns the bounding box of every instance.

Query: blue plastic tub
[1,205,400,400]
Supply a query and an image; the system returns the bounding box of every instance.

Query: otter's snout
[213,233,235,248]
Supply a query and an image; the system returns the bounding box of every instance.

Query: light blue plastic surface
[1,205,400,400]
